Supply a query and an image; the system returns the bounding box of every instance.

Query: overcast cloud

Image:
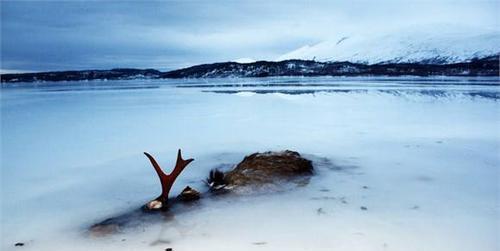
[1,0,498,72]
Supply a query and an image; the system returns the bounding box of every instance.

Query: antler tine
[144,152,167,180]
[144,149,194,206]
[173,149,194,176]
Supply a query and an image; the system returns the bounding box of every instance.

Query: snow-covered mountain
[278,25,500,64]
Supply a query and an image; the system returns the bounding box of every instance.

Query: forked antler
[144,149,194,205]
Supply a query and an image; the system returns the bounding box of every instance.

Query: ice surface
[1,77,499,251]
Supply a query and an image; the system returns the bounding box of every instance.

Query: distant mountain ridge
[1,56,498,83]
[161,56,499,78]
[278,25,500,64]
[1,68,161,83]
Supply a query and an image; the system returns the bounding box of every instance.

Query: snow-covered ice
[1,76,499,251]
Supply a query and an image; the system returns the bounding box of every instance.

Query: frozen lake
[1,76,499,251]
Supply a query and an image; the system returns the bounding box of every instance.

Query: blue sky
[1,0,498,72]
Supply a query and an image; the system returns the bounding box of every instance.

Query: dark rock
[360,206,368,211]
[14,242,24,247]
[221,150,313,188]
[165,248,173,251]
[177,186,201,202]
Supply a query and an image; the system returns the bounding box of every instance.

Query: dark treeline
[2,55,498,83]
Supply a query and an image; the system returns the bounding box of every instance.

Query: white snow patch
[233,58,256,64]
[235,91,256,97]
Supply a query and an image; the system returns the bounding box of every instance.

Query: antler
[144,149,194,205]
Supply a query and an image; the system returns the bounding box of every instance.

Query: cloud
[1,0,498,72]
